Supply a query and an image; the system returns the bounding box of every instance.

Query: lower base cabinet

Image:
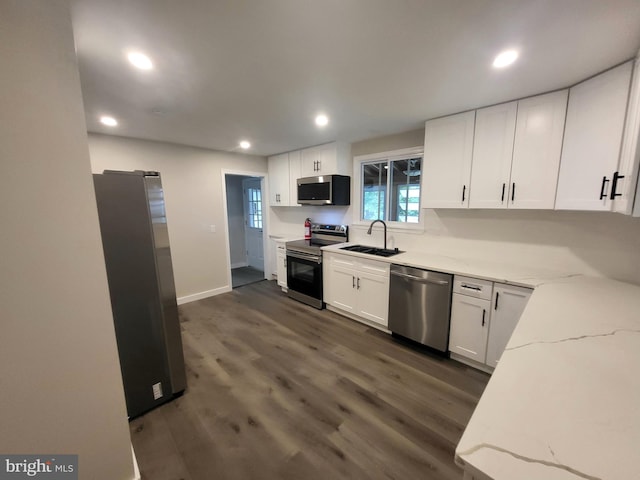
[449,275,532,371]
[276,241,287,289]
[324,252,390,327]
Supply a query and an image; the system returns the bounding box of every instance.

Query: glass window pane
[389,157,421,222]
[362,162,387,221]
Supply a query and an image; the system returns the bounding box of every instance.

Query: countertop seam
[505,328,640,352]
[458,443,602,480]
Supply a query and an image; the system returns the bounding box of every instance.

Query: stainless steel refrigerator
[93,170,186,418]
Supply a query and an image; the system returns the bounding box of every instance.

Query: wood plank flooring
[130,280,489,480]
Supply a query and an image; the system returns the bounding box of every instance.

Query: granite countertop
[323,243,640,480]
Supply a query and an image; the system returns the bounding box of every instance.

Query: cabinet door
[325,262,357,313]
[288,150,301,205]
[486,284,532,368]
[267,153,290,206]
[449,294,491,363]
[421,111,475,208]
[469,102,517,209]
[615,58,640,215]
[276,249,287,288]
[556,62,632,211]
[300,146,321,178]
[509,90,568,209]
[316,143,338,175]
[356,271,389,327]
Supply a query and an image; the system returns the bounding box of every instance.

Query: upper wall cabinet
[556,62,633,211]
[421,111,475,209]
[469,102,518,208]
[508,90,568,209]
[268,151,300,207]
[299,142,351,178]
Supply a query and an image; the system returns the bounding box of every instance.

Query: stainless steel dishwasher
[388,264,453,353]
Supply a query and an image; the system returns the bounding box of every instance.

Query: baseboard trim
[131,444,141,480]
[177,286,231,305]
[231,261,249,269]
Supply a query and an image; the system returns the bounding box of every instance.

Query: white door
[421,111,475,209]
[556,62,632,211]
[356,271,389,327]
[509,90,568,209]
[243,178,264,271]
[449,294,491,363]
[486,284,532,368]
[469,102,517,209]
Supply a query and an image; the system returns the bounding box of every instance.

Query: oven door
[286,250,323,308]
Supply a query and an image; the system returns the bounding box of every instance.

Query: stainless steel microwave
[297,175,350,206]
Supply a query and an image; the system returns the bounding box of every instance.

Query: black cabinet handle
[501,183,506,203]
[462,185,466,203]
[511,183,516,202]
[599,176,610,200]
[482,309,486,326]
[352,276,355,288]
[610,171,625,199]
[357,277,360,290]
[495,292,499,310]
[317,160,321,172]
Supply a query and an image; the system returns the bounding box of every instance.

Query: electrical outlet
[209,224,216,233]
[152,382,163,400]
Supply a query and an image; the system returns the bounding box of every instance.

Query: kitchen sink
[340,244,403,257]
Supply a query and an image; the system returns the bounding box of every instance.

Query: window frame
[353,146,425,232]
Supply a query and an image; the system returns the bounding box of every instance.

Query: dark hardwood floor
[130,280,490,480]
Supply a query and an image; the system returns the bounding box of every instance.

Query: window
[247,187,262,229]
[361,155,422,223]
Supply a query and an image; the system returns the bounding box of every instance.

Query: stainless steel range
[286,224,348,309]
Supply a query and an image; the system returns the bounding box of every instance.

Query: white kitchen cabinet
[299,142,351,178]
[268,153,290,206]
[276,241,287,289]
[469,102,517,208]
[449,295,491,363]
[556,62,633,211]
[268,152,301,207]
[421,111,476,209]
[616,56,640,215]
[449,276,493,364]
[509,90,568,209]
[485,283,532,368]
[324,252,390,327]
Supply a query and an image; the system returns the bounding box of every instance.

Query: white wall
[225,175,248,267]
[0,2,134,478]
[88,134,267,300]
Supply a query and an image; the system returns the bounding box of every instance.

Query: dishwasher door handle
[390,270,449,285]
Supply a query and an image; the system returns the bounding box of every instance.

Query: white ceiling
[71,0,640,157]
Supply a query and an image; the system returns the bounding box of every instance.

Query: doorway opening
[224,173,266,289]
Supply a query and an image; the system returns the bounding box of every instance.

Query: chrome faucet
[367,219,387,250]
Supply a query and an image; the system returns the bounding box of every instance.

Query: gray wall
[89,134,268,300]
[0,2,134,478]
[226,175,248,267]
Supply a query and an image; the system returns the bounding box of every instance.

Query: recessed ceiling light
[493,49,519,69]
[315,114,329,127]
[127,51,153,70]
[239,140,251,149]
[100,116,118,127]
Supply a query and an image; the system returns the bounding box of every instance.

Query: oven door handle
[286,251,322,264]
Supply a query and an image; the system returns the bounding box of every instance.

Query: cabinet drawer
[357,257,390,276]
[453,275,493,300]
